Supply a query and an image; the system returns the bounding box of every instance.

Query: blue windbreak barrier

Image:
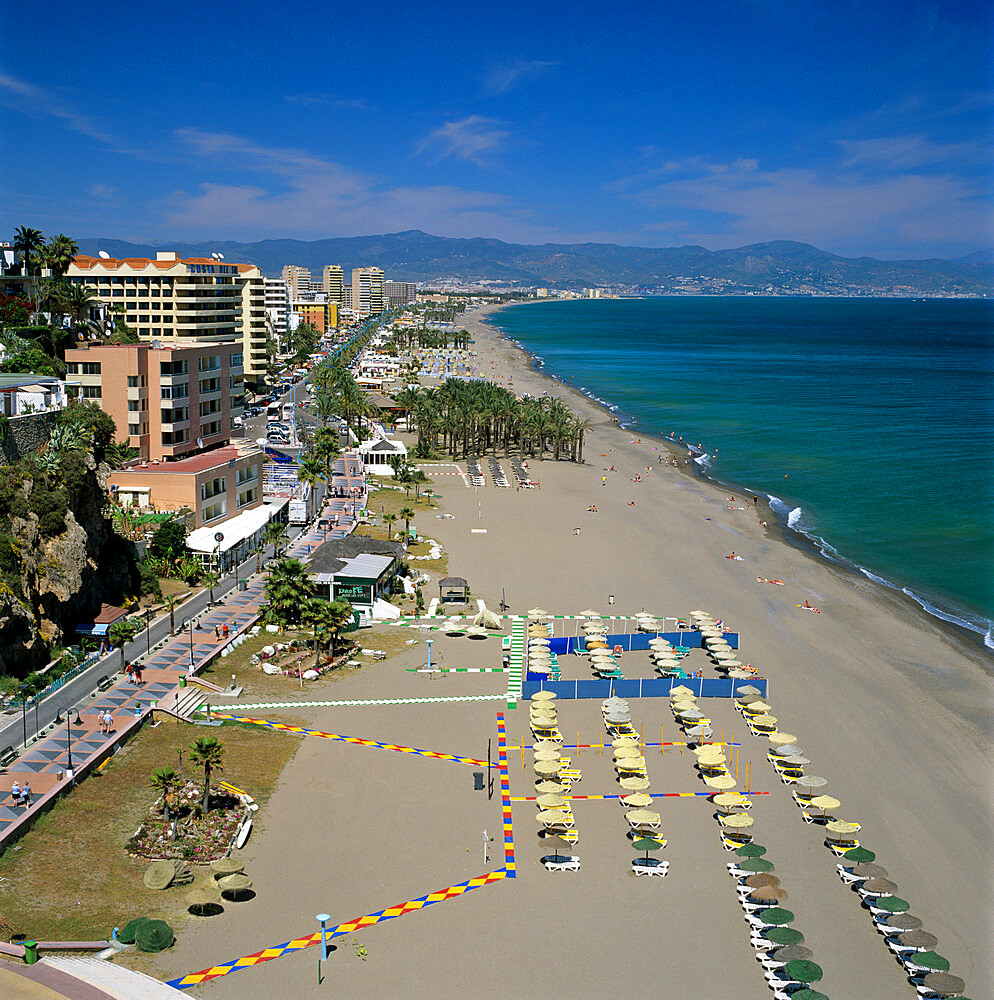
[547,632,738,655]
[521,677,767,700]
[264,447,295,464]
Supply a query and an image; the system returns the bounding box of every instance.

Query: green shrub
[117,917,149,944]
[135,919,174,952]
[138,560,162,598]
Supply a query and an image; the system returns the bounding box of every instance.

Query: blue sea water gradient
[490,298,994,642]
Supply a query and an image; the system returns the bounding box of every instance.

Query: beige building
[383,280,417,307]
[322,265,345,306]
[281,265,312,297]
[107,442,263,532]
[68,253,267,387]
[64,341,243,462]
[351,266,384,316]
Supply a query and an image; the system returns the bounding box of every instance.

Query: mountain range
[76,232,993,296]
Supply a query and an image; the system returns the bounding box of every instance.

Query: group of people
[8,781,31,807]
[214,622,235,642]
[125,662,144,685]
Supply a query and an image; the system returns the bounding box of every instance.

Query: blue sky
[1,0,991,258]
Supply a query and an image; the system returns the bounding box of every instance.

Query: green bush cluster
[135,919,174,952]
[117,917,148,944]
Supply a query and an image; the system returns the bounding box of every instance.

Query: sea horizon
[488,296,994,648]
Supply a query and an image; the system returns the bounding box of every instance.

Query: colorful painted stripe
[167,869,509,989]
[496,712,515,875]
[407,667,506,673]
[510,791,769,801]
[217,694,507,710]
[213,714,488,766]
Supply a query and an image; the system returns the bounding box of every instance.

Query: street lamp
[66,709,82,778]
[189,617,195,671]
[145,607,151,655]
[19,684,29,748]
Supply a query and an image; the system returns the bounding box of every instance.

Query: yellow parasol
[705,774,737,790]
[768,732,798,747]
[625,809,661,826]
[622,793,653,807]
[619,777,651,792]
[720,812,755,829]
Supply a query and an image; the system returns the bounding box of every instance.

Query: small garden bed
[127,780,243,864]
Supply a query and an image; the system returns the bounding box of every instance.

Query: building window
[201,476,226,501]
[202,498,226,523]
[161,429,189,446]
[200,420,222,438]
[199,399,220,417]
[237,487,258,508]
[199,377,221,394]
[80,385,101,399]
[236,463,258,486]
[198,355,221,372]
[230,353,243,368]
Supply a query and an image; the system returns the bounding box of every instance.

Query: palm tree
[296,455,324,492]
[61,282,101,338]
[188,736,224,813]
[325,598,355,656]
[399,505,415,541]
[163,593,182,636]
[571,417,593,464]
[264,556,316,625]
[301,596,339,671]
[382,512,397,540]
[262,521,288,560]
[40,234,79,278]
[150,767,178,822]
[108,619,137,671]
[13,226,45,276]
[202,570,220,606]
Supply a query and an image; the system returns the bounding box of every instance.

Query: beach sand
[156,306,993,999]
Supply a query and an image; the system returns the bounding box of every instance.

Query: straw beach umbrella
[743,873,780,889]
[720,812,754,831]
[769,945,811,964]
[850,862,889,879]
[533,748,562,761]
[921,972,967,997]
[625,809,661,828]
[534,760,563,777]
[619,777,651,792]
[795,775,829,794]
[859,877,899,897]
[621,793,653,807]
[531,690,557,702]
[897,930,939,951]
[747,886,789,905]
[536,793,569,809]
[768,732,798,747]
[534,780,568,795]
[878,912,922,932]
[705,775,737,791]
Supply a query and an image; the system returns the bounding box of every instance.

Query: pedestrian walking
[9,781,20,804]
[103,711,114,734]
[222,622,229,640]
[214,625,221,641]
[125,661,134,683]
[18,782,31,807]
[134,664,143,685]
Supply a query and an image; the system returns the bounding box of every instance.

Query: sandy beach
[157,304,993,1000]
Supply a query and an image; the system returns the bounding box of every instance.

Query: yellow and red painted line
[169,714,517,989]
[511,791,769,801]
[213,713,488,766]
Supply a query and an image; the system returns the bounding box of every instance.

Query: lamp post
[145,607,151,655]
[66,710,81,781]
[426,638,433,672]
[20,684,29,748]
[189,617,195,671]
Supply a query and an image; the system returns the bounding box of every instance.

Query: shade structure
[532,739,561,752]
[851,862,889,879]
[533,749,562,761]
[778,754,810,768]
[528,636,551,646]
[617,757,647,771]
[921,972,967,997]
[743,701,772,714]
[612,736,639,747]
[735,843,767,858]
[527,608,550,617]
[678,709,705,721]
[871,896,911,913]
[580,609,602,618]
[737,858,775,873]
[842,846,876,863]
[762,926,803,946]
[536,793,569,809]
[736,694,764,706]
[743,873,780,888]
[670,685,695,697]
[720,812,754,829]
[714,792,750,808]
[898,930,939,950]
[531,690,556,701]
[748,714,778,727]
[625,809,661,826]
[186,889,221,916]
[473,609,503,630]
[747,886,788,905]
[809,794,841,812]
[879,912,922,931]
[631,836,665,859]
[684,725,713,740]
[465,626,489,639]
[534,760,563,776]
[735,685,761,696]
[218,873,253,899]
[705,775,737,790]
[621,793,653,807]
[860,877,899,896]
[619,777,651,791]
[529,666,552,676]
[529,652,553,663]
[825,819,860,836]
[613,745,641,759]
[535,780,568,795]
[796,776,829,792]
[605,712,632,725]
[536,809,573,827]
[903,951,950,972]
[768,732,798,746]
[784,960,823,984]
[788,992,829,1000]
[757,907,794,925]
[211,858,245,878]
[770,944,812,963]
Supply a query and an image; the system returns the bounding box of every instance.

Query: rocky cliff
[0,453,138,676]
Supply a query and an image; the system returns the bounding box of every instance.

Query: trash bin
[23,940,38,964]
[179,675,187,688]
[473,772,485,791]
[239,579,248,591]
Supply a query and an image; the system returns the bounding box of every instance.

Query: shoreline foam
[484,302,994,654]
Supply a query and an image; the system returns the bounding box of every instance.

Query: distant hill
[76,232,993,296]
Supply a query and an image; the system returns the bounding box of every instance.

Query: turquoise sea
[490,298,994,646]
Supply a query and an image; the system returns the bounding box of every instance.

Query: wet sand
[158,306,993,999]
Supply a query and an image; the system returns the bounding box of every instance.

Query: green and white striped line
[407,667,506,674]
[209,695,508,711]
[505,618,525,708]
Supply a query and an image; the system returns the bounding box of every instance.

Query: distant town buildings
[322,264,345,306]
[383,280,417,308]
[264,277,290,344]
[67,252,267,389]
[351,266,384,317]
[281,265,312,298]
[292,298,338,335]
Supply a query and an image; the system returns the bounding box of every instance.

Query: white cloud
[283,93,369,110]
[836,135,984,170]
[88,184,118,199]
[483,58,557,95]
[417,116,510,167]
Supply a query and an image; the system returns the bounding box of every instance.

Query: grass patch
[0,720,297,945]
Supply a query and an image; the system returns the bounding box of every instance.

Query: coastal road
[0,524,307,755]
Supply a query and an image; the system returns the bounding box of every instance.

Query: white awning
[187,503,275,554]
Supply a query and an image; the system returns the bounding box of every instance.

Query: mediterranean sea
[490,297,994,645]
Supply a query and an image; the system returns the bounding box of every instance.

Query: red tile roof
[93,603,128,625]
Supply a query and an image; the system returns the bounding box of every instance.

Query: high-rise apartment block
[264,277,290,346]
[322,265,345,306]
[281,265,312,297]
[292,300,338,335]
[64,340,243,462]
[383,280,417,308]
[351,266,384,316]
[68,253,267,387]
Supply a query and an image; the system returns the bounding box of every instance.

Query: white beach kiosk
[357,435,407,475]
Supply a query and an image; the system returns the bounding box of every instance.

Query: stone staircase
[152,685,208,722]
